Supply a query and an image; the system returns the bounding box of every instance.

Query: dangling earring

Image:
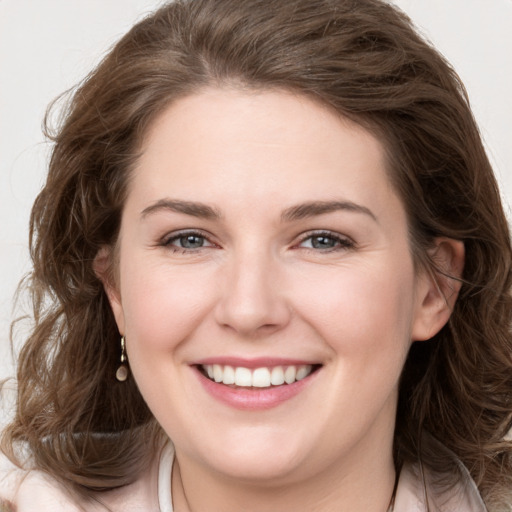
[116,336,129,382]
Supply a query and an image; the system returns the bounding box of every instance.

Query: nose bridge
[215,241,289,336]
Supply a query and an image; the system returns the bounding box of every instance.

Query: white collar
[157,442,174,512]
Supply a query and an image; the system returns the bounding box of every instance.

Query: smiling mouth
[198,364,321,388]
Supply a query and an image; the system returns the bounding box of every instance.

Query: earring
[116,336,129,382]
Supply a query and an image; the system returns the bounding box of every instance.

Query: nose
[214,248,291,338]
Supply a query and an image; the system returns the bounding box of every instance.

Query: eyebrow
[141,199,222,220]
[140,198,377,223]
[281,200,377,222]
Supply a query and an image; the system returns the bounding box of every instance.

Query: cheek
[119,257,218,353]
[288,257,417,413]
[291,261,417,354]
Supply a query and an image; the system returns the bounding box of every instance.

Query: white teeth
[213,364,223,383]
[222,365,235,385]
[234,367,252,387]
[270,366,285,385]
[296,366,310,381]
[284,366,296,384]
[202,364,313,387]
[252,368,271,388]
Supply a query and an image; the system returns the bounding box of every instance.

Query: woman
[1,0,511,510]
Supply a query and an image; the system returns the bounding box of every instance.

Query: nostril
[214,296,291,337]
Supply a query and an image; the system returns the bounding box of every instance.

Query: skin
[99,88,463,512]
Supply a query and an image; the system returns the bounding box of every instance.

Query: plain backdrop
[1,0,511,382]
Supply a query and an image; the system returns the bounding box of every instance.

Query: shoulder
[0,453,84,512]
[0,452,24,508]
[14,471,84,512]
[0,450,161,512]
[395,460,487,512]
[394,435,487,512]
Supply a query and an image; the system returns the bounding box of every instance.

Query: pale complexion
[99,88,463,512]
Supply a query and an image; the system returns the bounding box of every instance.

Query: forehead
[121,87,409,237]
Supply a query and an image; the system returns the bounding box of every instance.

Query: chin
[183,426,313,484]
[209,451,306,484]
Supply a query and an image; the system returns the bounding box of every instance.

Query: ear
[411,238,465,341]
[94,246,126,335]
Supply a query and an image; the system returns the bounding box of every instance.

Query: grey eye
[298,232,354,251]
[177,234,206,249]
[309,235,338,249]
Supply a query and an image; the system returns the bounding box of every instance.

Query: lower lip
[194,367,319,411]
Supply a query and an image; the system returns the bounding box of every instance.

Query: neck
[171,444,396,512]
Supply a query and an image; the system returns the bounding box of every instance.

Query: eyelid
[294,230,355,250]
[161,228,218,249]
[158,228,354,252]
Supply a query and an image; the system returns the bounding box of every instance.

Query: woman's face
[106,88,443,485]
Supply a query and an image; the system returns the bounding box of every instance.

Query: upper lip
[193,357,321,369]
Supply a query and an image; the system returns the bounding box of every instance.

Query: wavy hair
[3,0,512,508]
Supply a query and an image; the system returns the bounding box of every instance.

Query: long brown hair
[3,0,512,508]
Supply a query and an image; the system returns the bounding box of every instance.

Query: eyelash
[161,229,354,254]
[161,230,215,253]
[295,231,355,252]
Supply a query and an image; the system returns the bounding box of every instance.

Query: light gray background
[1,0,511,382]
